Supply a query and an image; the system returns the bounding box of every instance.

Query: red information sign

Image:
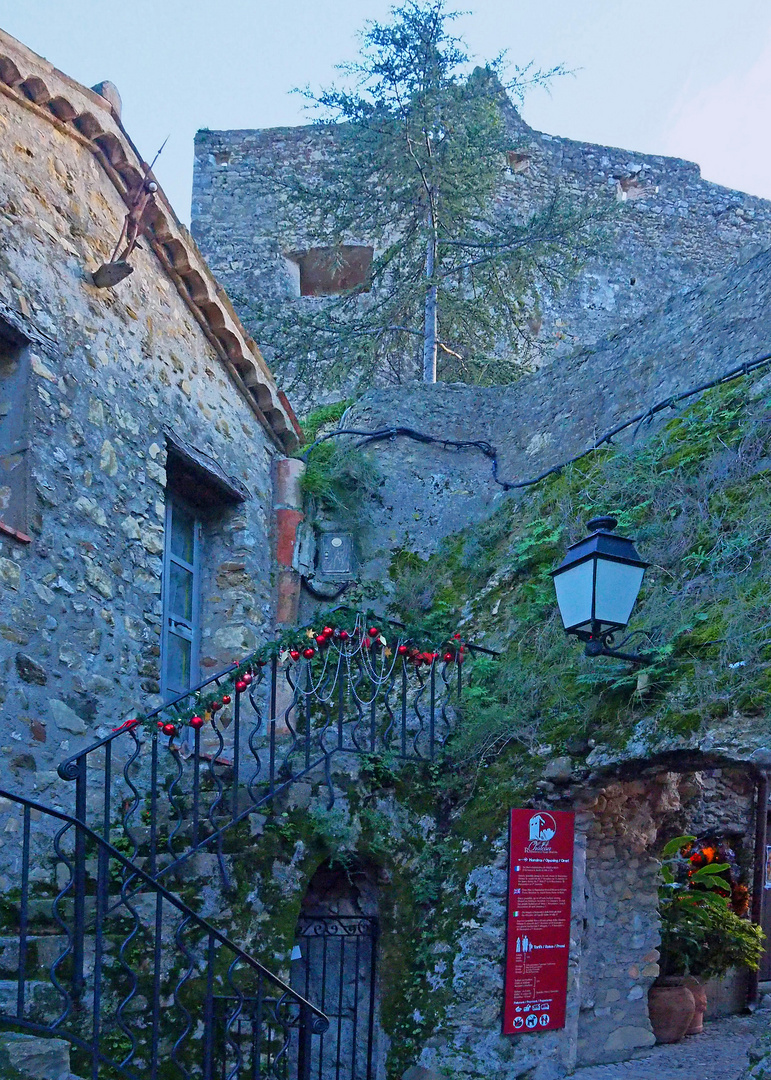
[503,808,575,1035]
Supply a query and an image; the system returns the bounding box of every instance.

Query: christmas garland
[118,610,469,740]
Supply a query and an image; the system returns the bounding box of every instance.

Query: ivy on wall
[386,373,771,772]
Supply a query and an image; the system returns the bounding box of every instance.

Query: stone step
[0,1031,73,1080]
[0,981,67,1023]
[3,891,186,930]
[0,934,122,980]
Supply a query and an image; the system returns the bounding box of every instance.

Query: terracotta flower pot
[683,976,707,1035]
[648,979,696,1044]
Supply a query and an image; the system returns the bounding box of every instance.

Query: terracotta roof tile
[0,28,300,452]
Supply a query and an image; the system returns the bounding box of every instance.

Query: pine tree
[251,1,611,398]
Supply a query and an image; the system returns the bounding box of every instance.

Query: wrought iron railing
[0,788,327,1080]
[56,614,470,892]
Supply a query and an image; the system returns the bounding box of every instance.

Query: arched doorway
[291,861,382,1080]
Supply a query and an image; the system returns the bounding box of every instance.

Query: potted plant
[650,834,764,1043]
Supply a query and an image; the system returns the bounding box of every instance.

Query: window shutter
[0,343,31,535]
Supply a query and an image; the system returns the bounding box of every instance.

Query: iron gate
[292,916,379,1080]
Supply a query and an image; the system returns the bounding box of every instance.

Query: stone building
[191,84,771,400]
[186,84,771,1079]
[0,25,301,799]
[0,23,770,1080]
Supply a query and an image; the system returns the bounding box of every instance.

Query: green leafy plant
[301,441,381,519]
[658,834,764,980]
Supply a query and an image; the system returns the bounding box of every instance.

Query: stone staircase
[0,788,329,1080]
[0,1032,83,1080]
[0,618,469,1077]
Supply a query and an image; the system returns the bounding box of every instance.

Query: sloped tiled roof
[0,28,301,452]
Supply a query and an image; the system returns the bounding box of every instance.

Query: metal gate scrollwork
[293,915,379,1080]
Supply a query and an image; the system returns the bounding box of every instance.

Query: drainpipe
[748,770,769,1007]
[274,457,305,625]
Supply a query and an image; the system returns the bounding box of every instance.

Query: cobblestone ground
[572,1010,771,1080]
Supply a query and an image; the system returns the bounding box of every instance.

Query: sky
[2,1,771,225]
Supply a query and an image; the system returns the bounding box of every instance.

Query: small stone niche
[507,151,531,175]
[291,244,374,297]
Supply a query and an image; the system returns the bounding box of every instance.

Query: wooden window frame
[160,494,203,704]
[0,327,32,544]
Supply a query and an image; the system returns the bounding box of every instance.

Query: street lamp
[551,516,650,662]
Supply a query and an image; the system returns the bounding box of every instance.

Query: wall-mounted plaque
[503,808,575,1034]
[318,531,354,578]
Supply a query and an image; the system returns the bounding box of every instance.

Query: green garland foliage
[131,608,472,738]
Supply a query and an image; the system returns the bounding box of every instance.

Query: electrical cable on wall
[301,351,771,491]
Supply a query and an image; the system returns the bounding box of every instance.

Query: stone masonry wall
[574,768,755,1068]
[0,76,278,824]
[321,245,771,591]
[191,91,771,398]
[409,765,756,1077]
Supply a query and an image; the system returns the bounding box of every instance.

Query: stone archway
[573,764,757,1067]
[291,861,384,1080]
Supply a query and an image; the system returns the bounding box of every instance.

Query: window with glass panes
[161,497,202,701]
[0,328,31,535]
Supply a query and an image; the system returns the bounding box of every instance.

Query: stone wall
[574,767,756,1067]
[312,244,771,586]
[0,44,283,816]
[405,764,757,1077]
[191,87,771,399]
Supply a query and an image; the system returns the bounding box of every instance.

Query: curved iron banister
[57,609,492,784]
[57,660,240,782]
[0,787,329,1032]
[52,612,479,907]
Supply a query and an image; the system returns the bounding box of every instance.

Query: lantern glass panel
[553,558,594,632]
[594,559,645,631]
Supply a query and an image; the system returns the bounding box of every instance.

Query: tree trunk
[423,228,437,383]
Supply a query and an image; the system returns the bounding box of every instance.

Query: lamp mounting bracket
[584,628,656,665]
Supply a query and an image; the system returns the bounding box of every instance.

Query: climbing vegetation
[300,440,382,520]
[387,373,771,769]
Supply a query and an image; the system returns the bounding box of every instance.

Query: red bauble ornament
[368,626,380,638]
[453,633,462,640]
[157,721,165,729]
[235,680,248,694]
[397,644,409,656]
[339,630,350,641]
[315,634,327,647]
[190,715,204,730]
[244,672,254,683]
[210,701,221,713]
[162,722,177,737]
[303,647,315,659]
[290,649,301,661]
[443,652,454,663]
[222,695,232,705]
[323,626,334,637]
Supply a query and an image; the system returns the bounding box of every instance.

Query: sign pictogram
[503,808,575,1035]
